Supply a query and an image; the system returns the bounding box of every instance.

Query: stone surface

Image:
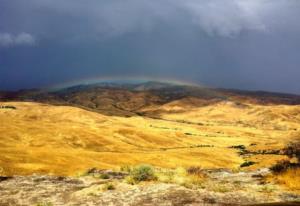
[0,169,299,206]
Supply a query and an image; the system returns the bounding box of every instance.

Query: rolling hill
[0,82,299,176]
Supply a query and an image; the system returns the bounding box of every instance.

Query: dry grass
[0,101,299,177]
[271,168,300,193]
[138,166,206,189]
[121,164,206,188]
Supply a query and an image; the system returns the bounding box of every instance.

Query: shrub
[283,141,300,160]
[130,165,156,182]
[230,145,246,150]
[125,175,136,185]
[187,166,202,176]
[155,169,174,183]
[240,161,255,168]
[99,173,110,179]
[120,165,132,173]
[77,168,96,177]
[270,160,300,174]
[155,167,205,189]
[270,140,300,174]
[103,183,115,191]
[0,105,16,110]
[270,160,291,173]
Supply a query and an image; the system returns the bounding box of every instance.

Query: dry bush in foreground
[125,165,157,184]
[187,166,202,176]
[103,183,115,191]
[283,141,300,160]
[155,167,205,189]
[270,139,300,191]
[270,160,299,173]
[270,139,300,173]
[122,165,206,189]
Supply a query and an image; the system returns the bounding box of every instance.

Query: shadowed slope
[1,82,300,118]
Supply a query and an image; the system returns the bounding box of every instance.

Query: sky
[0,0,300,94]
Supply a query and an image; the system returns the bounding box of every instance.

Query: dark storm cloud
[0,0,300,94]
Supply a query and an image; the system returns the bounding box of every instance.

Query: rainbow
[46,75,203,90]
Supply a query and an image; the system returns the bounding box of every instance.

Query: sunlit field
[1,101,299,178]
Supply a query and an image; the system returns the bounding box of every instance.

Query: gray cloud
[2,0,298,39]
[0,33,13,47]
[0,0,300,94]
[14,33,36,45]
[181,0,267,37]
[0,32,35,47]
[8,0,287,38]
[92,0,266,37]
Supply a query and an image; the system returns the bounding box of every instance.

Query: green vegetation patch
[129,164,156,182]
[240,161,255,168]
[0,105,16,110]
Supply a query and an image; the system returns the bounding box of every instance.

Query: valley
[0,82,300,205]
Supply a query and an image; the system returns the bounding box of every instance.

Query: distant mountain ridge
[1,81,300,116]
[55,81,182,92]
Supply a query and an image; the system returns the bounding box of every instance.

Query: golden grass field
[1,101,299,177]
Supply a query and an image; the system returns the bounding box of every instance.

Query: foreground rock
[0,169,299,206]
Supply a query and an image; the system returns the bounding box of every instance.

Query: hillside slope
[1,101,299,176]
[1,82,300,118]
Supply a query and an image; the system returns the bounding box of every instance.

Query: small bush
[270,141,300,175]
[0,105,16,110]
[78,167,97,177]
[155,167,205,189]
[187,166,202,176]
[120,165,132,173]
[125,176,137,185]
[270,160,291,173]
[240,161,255,168]
[99,173,110,179]
[230,145,246,150]
[156,170,174,183]
[124,165,206,188]
[86,167,98,174]
[103,183,115,190]
[283,142,300,160]
[270,160,300,173]
[130,165,156,182]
